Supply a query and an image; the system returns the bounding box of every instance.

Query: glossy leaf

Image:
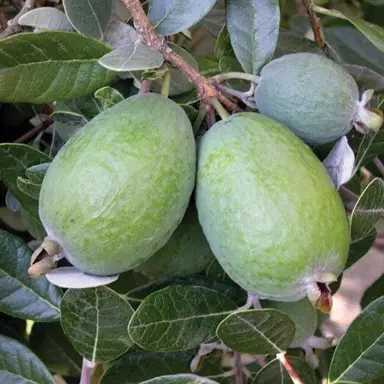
[63,0,112,40]
[29,322,82,377]
[60,286,134,363]
[141,374,219,384]
[329,297,384,383]
[0,32,116,103]
[0,335,56,384]
[100,351,223,384]
[0,230,61,321]
[315,6,384,53]
[226,0,280,74]
[99,43,164,71]
[19,7,73,31]
[148,0,217,36]
[0,144,50,218]
[253,357,316,384]
[350,178,384,242]
[347,229,377,268]
[216,309,295,354]
[128,285,237,351]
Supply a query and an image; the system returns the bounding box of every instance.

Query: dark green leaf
[329,297,384,383]
[350,178,384,242]
[94,86,124,110]
[16,177,41,200]
[21,207,46,240]
[315,6,384,53]
[63,0,112,40]
[100,351,223,384]
[226,0,280,74]
[0,230,61,321]
[354,129,384,170]
[148,0,217,36]
[0,144,51,218]
[0,32,116,103]
[141,374,219,384]
[29,322,82,377]
[214,25,234,61]
[128,285,237,352]
[55,95,102,118]
[253,357,316,384]
[347,229,377,268]
[274,32,326,58]
[0,335,56,384]
[108,270,149,295]
[60,286,134,363]
[127,276,246,305]
[216,309,295,355]
[361,276,384,309]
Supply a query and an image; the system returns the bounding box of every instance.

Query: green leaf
[354,129,384,170]
[29,322,82,377]
[141,374,219,384]
[315,6,384,53]
[60,286,134,363]
[274,32,326,58]
[329,297,384,383]
[99,43,164,71]
[19,7,73,31]
[0,144,51,218]
[253,357,316,384]
[94,86,124,110]
[0,229,61,321]
[148,0,217,36]
[128,285,237,352]
[0,335,56,384]
[214,25,234,61]
[350,178,384,242]
[100,351,223,384]
[21,207,47,240]
[63,0,112,40]
[0,32,116,103]
[362,276,384,309]
[344,64,384,90]
[127,276,246,306]
[53,112,89,142]
[55,94,102,118]
[218,56,249,91]
[347,229,377,268]
[226,0,280,74]
[16,178,41,200]
[216,309,295,355]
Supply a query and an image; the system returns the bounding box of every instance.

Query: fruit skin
[262,299,317,348]
[135,204,214,279]
[255,52,359,145]
[196,112,349,301]
[39,94,196,276]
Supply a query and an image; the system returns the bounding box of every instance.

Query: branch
[79,359,95,384]
[121,0,238,113]
[276,353,304,384]
[300,0,326,50]
[13,117,53,143]
[233,352,244,384]
[0,0,35,39]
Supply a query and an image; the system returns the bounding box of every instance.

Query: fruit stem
[80,358,95,384]
[276,353,304,384]
[138,79,152,95]
[212,72,261,85]
[161,70,171,98]
[209,97,230,120]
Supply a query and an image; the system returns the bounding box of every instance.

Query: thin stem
[209,97,230,120]
[13,118,54,143]
[192,107,207,134]
[80,359,95,384]
[233,352,244,384]
[0,0,35,39]
[301,0,326,50]
[161,70,171,97]
[276,353,304,384]
[217,84,257,109]
[138,79,152,95]
[212,72,261,84]
[374,157,384,178]
[206,106,216,129]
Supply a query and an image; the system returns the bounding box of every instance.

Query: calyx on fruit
[196,112,349,310]
[255,52,383,145]
[30,94,196,276]
[135,203,214,279]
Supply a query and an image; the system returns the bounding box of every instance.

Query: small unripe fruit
[196,112,349,305]
[255,53,379,145]
[36,94,196,276]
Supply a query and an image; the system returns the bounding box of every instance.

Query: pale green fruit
[135,204,214,279]
[196,112,349,303]
[38,94,196,276]
[255,53,360,145]
[263,299,317,348]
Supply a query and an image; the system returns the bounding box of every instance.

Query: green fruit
[255,53,359,145]
[38,94,196,276]
[263,299,317,348]
[196,112,349,303]
[135,204,214,279]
